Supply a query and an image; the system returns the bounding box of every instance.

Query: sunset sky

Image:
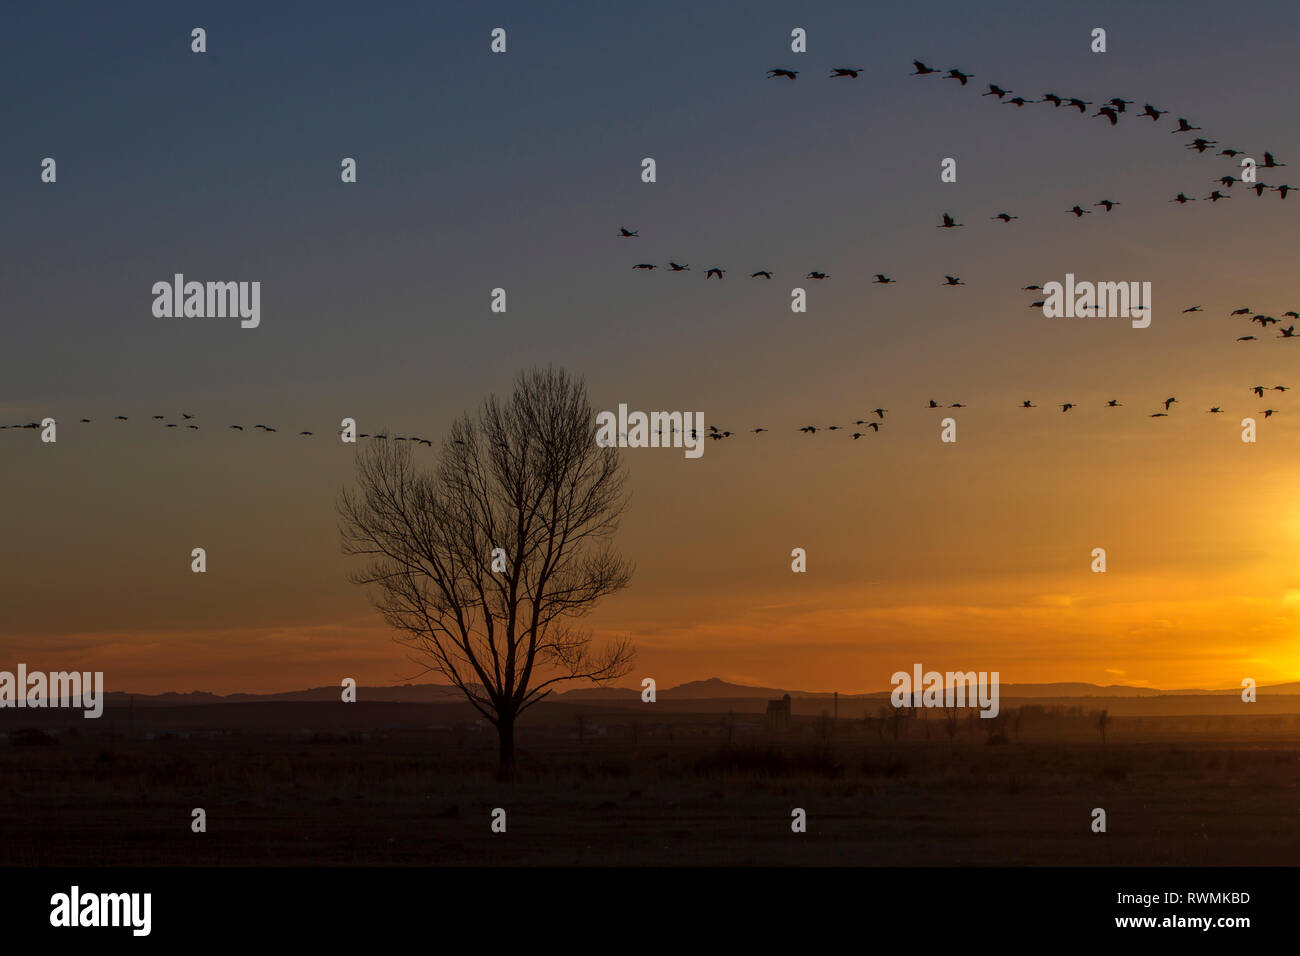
[4,1,1300,694]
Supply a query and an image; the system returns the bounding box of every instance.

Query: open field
[2,701,1298,866]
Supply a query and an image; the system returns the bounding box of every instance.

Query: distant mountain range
[103,676,1300,706]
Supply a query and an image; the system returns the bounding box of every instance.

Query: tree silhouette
[338,367,634,778]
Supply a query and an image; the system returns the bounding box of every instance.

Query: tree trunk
[497,714,516,780]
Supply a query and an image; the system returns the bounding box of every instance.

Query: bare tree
[338,368,634,778]
[1097,708,1110,745]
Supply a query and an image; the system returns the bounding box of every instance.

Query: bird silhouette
[1275,185,1292,199]
[911,60,939,76]
[1067,206,1092,217]
[1142,104,1167,121]
[992,213,1019,222]
[1173,118,1201,132]
[945,69,974,85]
[938,213,963,228]
[1163,397,1177,411]
[942,275,965,285]
[1262,152,1286,168]
[1005,97,1030,107]
[1262,409,1279,417]
[1094,107,1119,125]
[1095,200,1120,211]
[1066,98,1091,113]
[618,227,638,238]
[806,271,829,280]
[1170,193,1195,204]
[1061,403,1075,412]
[1108,97,1134,112]
[1106,400,1123,407]
[1039,93,1063,107]
[1186,138,1217,153]
[873,408,887,419]
[632,263,656,270]
[830,68,862,78]
[983,84,1011,98]
[1206,190,1230,202]
[751,270,772,279]
[668,262,690,272]
[705,268,726,279]
[1182,305,1203,313]
[873,274,896,284]
[767,69,798,80]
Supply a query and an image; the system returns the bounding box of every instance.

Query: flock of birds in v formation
[605,60,1297,440]
[623,61,1293,337]
[6,63,1293,446]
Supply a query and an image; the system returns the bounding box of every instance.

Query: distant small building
[765,693,792,731]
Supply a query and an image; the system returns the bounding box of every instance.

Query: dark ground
[2,701,1297,865]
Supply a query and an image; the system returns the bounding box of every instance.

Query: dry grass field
[2,700,1298,866]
